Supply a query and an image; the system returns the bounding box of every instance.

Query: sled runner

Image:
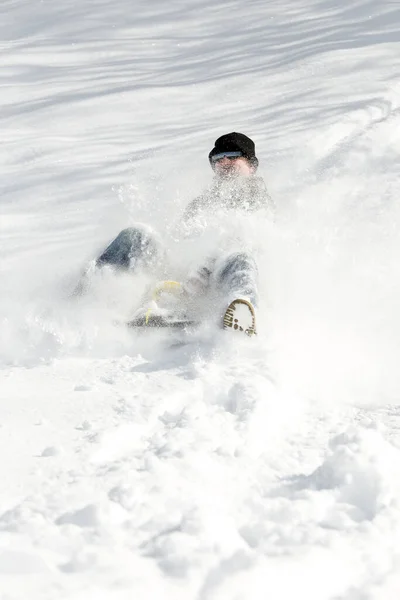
[127,313,197,329]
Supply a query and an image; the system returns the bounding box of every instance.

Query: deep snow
[2,0,400,598]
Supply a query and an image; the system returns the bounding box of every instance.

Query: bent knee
[116,226,147,241]
[218,252,257,278]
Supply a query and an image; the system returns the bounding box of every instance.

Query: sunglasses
[211,151,243,164]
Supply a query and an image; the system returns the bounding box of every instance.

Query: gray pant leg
[96,226,161,272]
[73,226,162,296]
[215,252,259,307]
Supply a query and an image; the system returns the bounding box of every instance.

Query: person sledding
[77,132,274,336]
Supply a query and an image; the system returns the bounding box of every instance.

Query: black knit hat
[208,132,259,169]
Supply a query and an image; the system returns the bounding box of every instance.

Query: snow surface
[2,0,400,598]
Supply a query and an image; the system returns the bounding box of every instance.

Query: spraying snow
[2,0,400,598]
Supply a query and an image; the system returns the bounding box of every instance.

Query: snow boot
[222,298,257,337]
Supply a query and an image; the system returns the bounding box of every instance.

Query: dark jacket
[182,175,274,223]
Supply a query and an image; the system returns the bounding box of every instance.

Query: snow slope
[2,0,400,598]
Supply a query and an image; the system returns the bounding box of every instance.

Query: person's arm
[181,194,205,223]
[250,177,275,213]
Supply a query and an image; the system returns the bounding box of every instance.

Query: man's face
[212,155,255,179]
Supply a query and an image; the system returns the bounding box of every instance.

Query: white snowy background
[2,0,400,598]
